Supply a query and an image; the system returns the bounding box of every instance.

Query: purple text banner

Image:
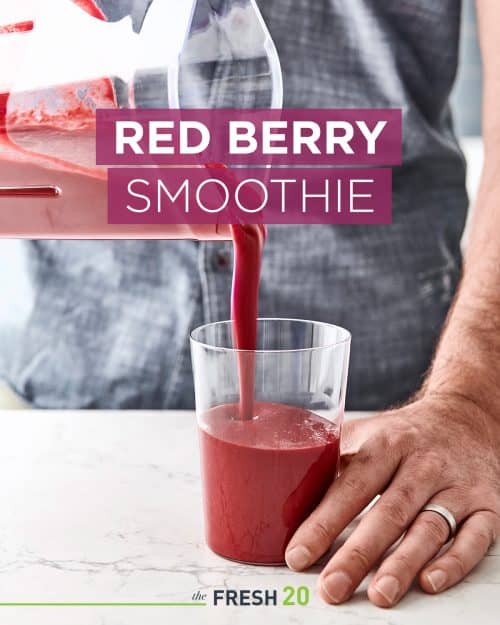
[97,109,402,167]
[108,167,392,226]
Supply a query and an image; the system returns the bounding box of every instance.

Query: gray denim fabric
[6,0,467,409]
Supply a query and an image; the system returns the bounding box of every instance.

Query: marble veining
[0,410,497,625]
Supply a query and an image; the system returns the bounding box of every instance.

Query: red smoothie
[230,223,266,420]
[199,401,340,564]
[0,0,116,173]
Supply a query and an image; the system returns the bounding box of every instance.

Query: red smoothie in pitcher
[199,401,340,564]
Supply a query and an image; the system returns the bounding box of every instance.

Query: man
[3,0,500,608]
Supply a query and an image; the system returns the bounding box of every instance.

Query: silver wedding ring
[422,503,457,541]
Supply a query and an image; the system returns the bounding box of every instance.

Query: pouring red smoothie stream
[0,0,341,565]
[198,222,340,563]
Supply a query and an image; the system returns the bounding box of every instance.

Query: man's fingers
[317,458,442,604]
[367,500,461,607]
[285,433,399,571]
[420,511,499,594]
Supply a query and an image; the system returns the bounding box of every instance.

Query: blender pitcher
[0,0,282,238]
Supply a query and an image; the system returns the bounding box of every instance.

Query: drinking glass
[190,318,351,565]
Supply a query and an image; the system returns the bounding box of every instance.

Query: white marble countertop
[0,410,498,625]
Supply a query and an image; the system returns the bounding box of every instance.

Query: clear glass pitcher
[0,0,282,238]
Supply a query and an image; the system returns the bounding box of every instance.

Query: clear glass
[190,318,351,565]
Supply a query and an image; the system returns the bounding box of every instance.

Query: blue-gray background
[452,0,482,136]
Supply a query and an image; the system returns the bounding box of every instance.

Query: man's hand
[285,0,500,608]
[285,395,500,608]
